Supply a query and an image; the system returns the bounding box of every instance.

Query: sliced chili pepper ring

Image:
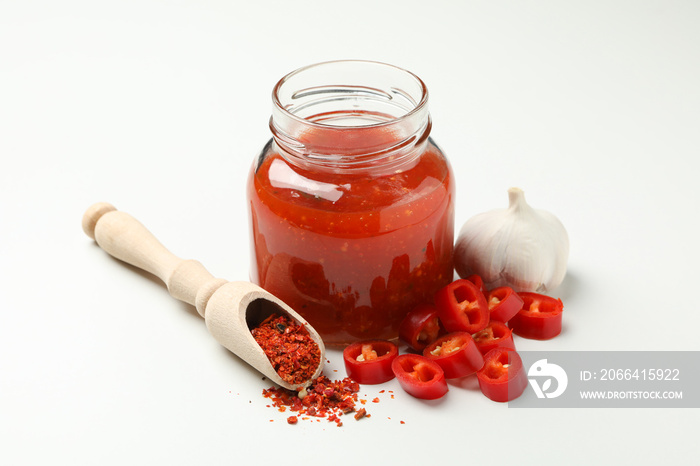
[487,286,524,323]
[423,332,484,379]
[435,279,489,334]
[391,354,448,400]
[476,348,527,402]
[343,340,398,384]
[509,292,564,340]
[472,321,516,355]
[398,304,441,352]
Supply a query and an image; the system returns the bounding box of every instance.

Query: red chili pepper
[465,274,488,297]
[476,348,527,402]
[486,287,524,323]
[472,321,516,355]
[435,279,489,334]
[398,304,441,352]
[343,340,398,384]
[422,332,484,379]
[509,292,564,340]
[391,354,448,400]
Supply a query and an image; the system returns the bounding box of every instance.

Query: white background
[2,0,699,464]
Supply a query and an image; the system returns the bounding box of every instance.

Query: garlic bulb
[454,187,569,293]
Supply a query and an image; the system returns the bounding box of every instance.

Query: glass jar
[247,60,454,346]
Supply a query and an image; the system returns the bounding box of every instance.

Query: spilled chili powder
[262,376,370,427]
[251,314,321,385]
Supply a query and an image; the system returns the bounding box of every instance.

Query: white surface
[1,0,699,464]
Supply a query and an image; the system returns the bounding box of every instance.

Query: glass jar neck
[269,60,432,172]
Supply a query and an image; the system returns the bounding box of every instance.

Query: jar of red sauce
[247,60,454,346]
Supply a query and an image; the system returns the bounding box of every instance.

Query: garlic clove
[454,187,569,293]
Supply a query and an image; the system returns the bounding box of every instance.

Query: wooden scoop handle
[82,202,227,317]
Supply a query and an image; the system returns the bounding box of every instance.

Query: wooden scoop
[82,202,325,390]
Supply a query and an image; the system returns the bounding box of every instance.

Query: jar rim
[271,59,429,130]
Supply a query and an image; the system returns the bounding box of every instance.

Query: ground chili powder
[262,375,370,427]
[252,314,375,426]
[251,314,321,385]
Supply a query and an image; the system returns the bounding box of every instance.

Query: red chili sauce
[248,128,454,345]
